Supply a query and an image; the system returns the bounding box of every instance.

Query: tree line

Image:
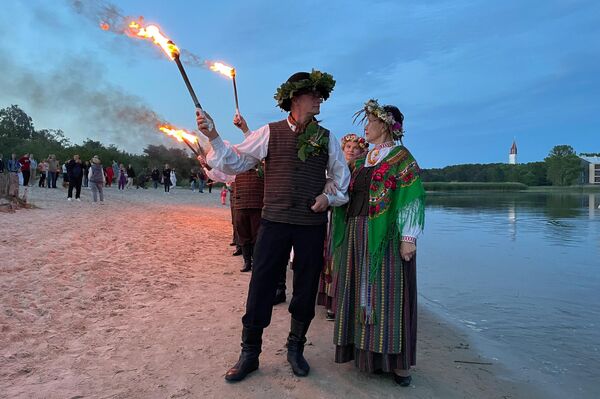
[1,105,589,186]
[0,105,198,182]
[421,145,585,186]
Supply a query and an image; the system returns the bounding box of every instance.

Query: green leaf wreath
[274,70,336,109]
[297,122,329,162]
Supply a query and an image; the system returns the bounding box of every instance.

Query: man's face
[74,155,80,161]
[293,92,322,117]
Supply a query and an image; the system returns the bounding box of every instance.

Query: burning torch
[208,62,243,127]
[158,125,207,161]
[128,21,213,130]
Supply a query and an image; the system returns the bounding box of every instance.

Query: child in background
[220,186,227,205]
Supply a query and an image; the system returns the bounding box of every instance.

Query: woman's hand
[233,113,249,132]
[323,178,338,195]
[400,241,416,262]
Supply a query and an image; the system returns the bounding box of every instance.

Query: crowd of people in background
[1,152,220,203]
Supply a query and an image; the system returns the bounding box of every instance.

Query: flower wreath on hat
[274,69,336,110]
[353,99,404,140]
[341,133,368,150]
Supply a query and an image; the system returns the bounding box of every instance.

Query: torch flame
[128,21,180,60]
[209,62,235,78]
[159,125,198,144]
[100,22,110,31]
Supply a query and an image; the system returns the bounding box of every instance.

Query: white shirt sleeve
[206,124,270,175]
[398,198,424,241]
[204,167,236,184]
[323,136,350,207]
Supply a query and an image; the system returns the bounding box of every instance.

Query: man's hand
[400,241,416,262]
[196,110,218,140]
[233,113,249,133]
[310,194,329,213]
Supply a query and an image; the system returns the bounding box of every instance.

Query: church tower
[509,140,517,164]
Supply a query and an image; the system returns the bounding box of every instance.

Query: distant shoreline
[424,182,600,192]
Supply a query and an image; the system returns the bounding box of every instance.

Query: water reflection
[419,191,600,399]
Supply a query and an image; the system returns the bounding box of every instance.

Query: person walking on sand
[151,167,160,189]
[196,70,349,382]
[126,164,136,189]
[29,154,37,186]
[112,161,119,185]
[18,153,31,186]
[332,100,425,387]
[118,163,127,190]
[38,158,48,188]
[82,160,90,188]
[66,154,84,201]
[162,164,172,193]
[105,165,114,187]
[88,155,106,203]
[47,154,58,189]
[170,169,177,189]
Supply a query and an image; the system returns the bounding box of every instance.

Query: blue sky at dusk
[1,0,598,168]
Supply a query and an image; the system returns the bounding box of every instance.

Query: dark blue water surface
[419,192,600,399]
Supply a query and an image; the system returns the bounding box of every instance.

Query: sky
[1,0,599,168]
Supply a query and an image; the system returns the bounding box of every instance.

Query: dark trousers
[22,170,30,186]
[68,175,83,198]
[234,208,262,245]
[38,172,46,187]
[242,219,327,329]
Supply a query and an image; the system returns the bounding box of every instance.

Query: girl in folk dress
[319,133,368,320]
[333,100,425,387]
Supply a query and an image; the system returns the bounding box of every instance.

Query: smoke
[69,0,211,69]
[0,48,171,152]
[0,2,211,154]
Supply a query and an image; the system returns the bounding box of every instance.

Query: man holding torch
[196,70,350,382]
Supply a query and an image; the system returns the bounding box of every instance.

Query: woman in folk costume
[333,99,425,387]
[318,133,368,320]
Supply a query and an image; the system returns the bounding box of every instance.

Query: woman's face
[343,141,362,161]
[364,114,390,144]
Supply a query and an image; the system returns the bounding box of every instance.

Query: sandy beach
[0,185,545,399]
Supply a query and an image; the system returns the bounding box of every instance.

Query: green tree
[544,145,583,186]
[0,105,35,140]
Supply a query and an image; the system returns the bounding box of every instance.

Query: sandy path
[0,186,544,398]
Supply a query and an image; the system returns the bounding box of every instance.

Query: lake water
[418,192,600,399]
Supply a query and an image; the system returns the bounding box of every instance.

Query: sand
[0,185,545,399]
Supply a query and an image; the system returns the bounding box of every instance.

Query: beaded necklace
[366,141,395,166]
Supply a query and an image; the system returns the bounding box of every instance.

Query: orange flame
[100,22,110,31]
[159,125,198,144]
[128,21,180,60]
[209,62,235,78]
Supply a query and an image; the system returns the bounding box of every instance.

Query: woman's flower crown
[341,133,368,150]
[353,99,404,140]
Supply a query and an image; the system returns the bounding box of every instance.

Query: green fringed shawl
[335,146,425,282]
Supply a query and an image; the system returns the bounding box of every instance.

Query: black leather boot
[240,244,253,272]
[225,327,263,382]
[287,318,310,377]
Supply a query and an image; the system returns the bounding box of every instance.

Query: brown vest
[234,169,264,210]
[262,119,329,225]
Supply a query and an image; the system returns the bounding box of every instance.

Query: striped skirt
[317,212,340,312]
[333,215,417,372]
